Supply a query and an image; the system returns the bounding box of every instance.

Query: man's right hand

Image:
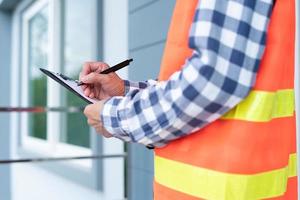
[79,62,125,100]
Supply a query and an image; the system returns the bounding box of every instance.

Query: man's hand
[84,101,113,138]
[80,62,125,100]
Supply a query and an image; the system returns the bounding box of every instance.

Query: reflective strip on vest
[155,154,297,200]
[222,89,294,122]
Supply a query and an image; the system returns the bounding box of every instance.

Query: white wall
[12,164,102,200]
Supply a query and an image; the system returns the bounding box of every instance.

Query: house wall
[127,1,176,199]
[0,10,12,200]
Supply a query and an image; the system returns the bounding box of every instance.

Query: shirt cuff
[124,79,157,95]
[100,97,132,142]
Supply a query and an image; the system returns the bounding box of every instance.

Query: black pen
[77,58,133,86]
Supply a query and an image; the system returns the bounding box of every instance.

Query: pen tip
[77,82,84,86]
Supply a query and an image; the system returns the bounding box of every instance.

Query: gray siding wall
[0,10,12,200]
[127,1,175,199]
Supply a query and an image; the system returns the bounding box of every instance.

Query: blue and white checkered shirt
[101,0,274,147]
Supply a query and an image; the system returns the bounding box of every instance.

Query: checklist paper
[40,68,97,104]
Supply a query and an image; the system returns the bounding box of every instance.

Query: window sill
[18,137,97,189]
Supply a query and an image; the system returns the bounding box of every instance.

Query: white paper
[55,73,98,104]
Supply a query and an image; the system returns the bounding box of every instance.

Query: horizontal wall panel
[129,0,158,13]
[128,166,154,200]
[128,144,154,172]
[129,0,175,50]
[129,42,165,81]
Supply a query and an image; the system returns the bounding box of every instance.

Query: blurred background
[0,0,176,199]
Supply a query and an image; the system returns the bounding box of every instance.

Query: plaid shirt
[101,0,274,147]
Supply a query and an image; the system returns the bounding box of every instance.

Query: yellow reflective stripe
[222,89,294,122]
[288,153,297,177]
[155,154,297,200]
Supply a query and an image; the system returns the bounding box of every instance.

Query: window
[28,5,48,140]
[13,0,126,196]
[61,0,94,148]
[21,0,51,148]
[21,0,96,151]
[19,0,95,183]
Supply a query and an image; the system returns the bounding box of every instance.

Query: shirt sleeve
[123,79,157,95]
[101,0,274,147]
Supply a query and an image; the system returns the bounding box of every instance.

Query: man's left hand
[84,101,113,138]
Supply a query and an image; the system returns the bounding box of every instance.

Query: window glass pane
[61,0,95,147]
[28,6,49,139]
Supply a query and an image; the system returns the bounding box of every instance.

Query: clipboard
[40,68,97,104]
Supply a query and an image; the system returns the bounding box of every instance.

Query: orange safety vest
[154,0,297,199]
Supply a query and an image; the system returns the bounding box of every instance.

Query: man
[82,0,297,199]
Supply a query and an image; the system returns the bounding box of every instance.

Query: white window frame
[11,0,127,197]
[20,0,92,169]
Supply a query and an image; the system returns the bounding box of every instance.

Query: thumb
[81,72,108,84]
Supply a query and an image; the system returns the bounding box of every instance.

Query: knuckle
[83,62,92,69]
[83,107,89,116]
[87,119,91,125]
[100,75,109,83]
[90,72,95,77]
[88,73,96,80]
[102,63,109,70]
[103,132,112,138]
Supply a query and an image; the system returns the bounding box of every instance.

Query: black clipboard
[40,68,97,104]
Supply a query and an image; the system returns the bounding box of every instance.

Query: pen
[77,58,133,86]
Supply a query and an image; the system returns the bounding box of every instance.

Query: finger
[81,72,109,84]
[88,85,95,98]
[95,125,101,133]
[84,87,91,97]
[89,92,95,98]
[96,123,113,138]
[81,62,96,78]
[102,131,113,138]
[79,71,83,81]
[80,62,109,80]
[95,88,101,98]
[87,119,93,126]
[88,119,99,126]
[84,105,93,117]
[79,72,89,89]
[81,84,88,91]
[92,62,109,71]
[82,86,89,96]
[95,126,112,138]
[93,62,109,73]
[99,63,109,71]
